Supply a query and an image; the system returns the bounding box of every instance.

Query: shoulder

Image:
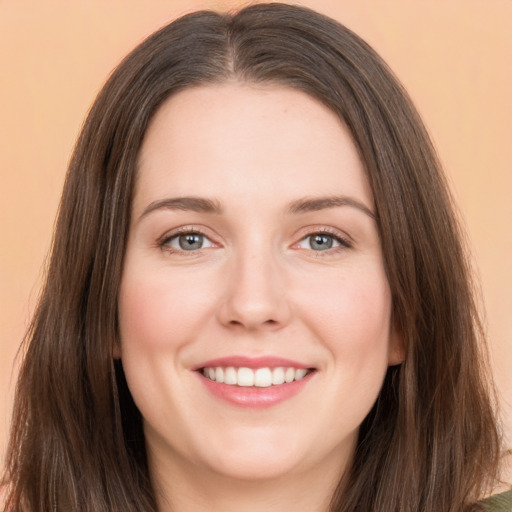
[480,487,512,511]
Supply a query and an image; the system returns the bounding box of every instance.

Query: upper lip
[191,356,313,371]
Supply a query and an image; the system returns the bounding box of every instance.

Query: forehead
[134,82,373,213]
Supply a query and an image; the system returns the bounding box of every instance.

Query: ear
[387,323,406,366]
[113,340,122,360]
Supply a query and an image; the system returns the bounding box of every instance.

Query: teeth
[202,366,311,387]
[295,368,308,380]
[237,367,254,387]
[254,368,272,387]
[224,366,237,385]
[272,367,285,385]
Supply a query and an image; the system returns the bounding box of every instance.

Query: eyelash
[158,227,352,255]
[295,229,352,254]
[159,227,215,254]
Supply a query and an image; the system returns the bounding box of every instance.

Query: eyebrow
[138,194,376,222]
[139,196,223,221]
[287,195,376,219]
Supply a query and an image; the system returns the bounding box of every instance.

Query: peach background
[1,0,511,468]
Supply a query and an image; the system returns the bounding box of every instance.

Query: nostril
[227,318,279,328]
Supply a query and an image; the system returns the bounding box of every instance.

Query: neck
[149,445,350,512]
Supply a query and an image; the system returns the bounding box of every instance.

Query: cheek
[296,262,393,408]
[118,265,217,352]
[288,265,393,446]
[299,265,393,356]
[117,264,219,429]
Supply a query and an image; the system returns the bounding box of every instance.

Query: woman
[2,3,510,511]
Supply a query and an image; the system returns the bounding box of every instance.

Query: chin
[206,453,302,482]
[196,430,306,481]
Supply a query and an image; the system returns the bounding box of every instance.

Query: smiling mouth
[200,366,315,387]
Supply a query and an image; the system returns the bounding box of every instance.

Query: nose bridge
[218,234,290,330]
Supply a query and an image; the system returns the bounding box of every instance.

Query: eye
[162,231,215,252]
[296,232,350,251]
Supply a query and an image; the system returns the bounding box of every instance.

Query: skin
[118,83,403,512]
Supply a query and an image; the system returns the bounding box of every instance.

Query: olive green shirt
[481,487,512,511]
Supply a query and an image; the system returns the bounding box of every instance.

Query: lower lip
[197,371,315,408]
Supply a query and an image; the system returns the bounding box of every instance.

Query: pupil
[311,234,332,250]
[179,233,202,250]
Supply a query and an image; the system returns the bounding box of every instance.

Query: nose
[217,245,291,331]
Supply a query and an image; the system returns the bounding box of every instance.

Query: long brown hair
[3,3,503,511]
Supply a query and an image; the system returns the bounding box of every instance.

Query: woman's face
[118,83,402,484]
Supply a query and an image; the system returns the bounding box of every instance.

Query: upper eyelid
[158,225,217,244]
[296,233,351,249]
[293,225,354,244]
